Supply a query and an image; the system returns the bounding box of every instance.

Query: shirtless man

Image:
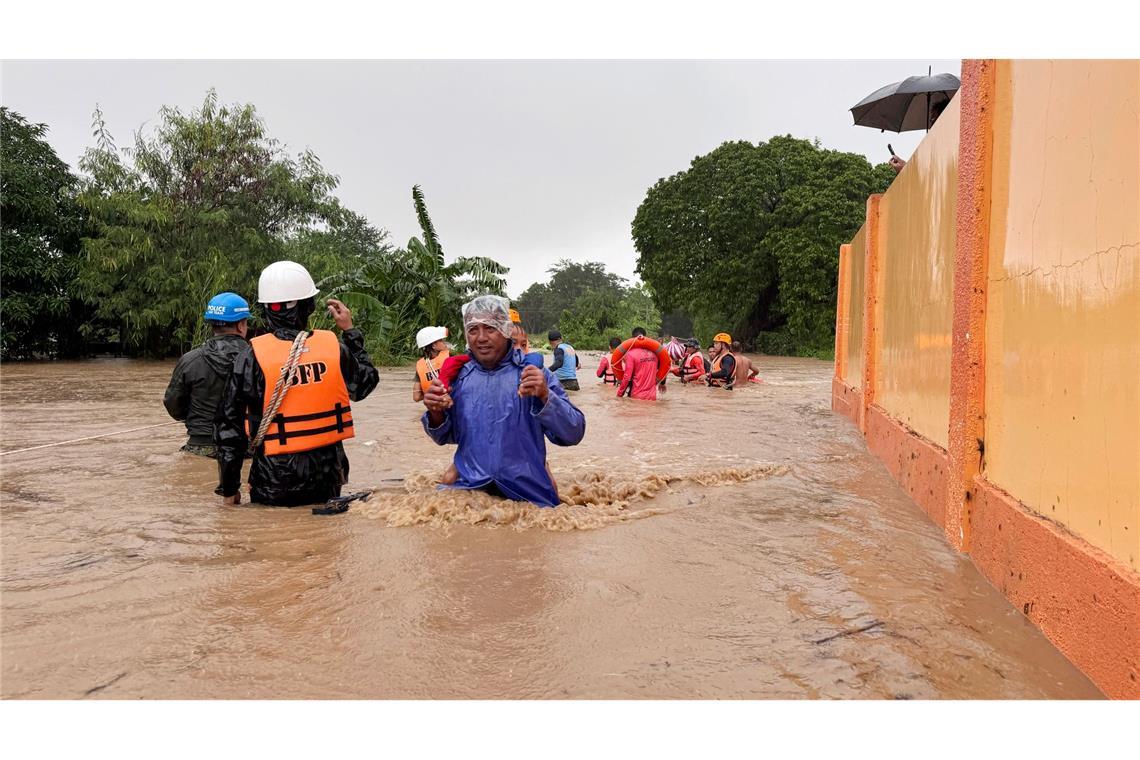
[731,340,759,386]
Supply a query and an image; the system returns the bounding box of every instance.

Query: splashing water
[358,464,790,531]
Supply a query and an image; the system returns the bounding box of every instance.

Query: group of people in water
[164,260,759,510]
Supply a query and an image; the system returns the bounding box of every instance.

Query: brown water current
[0,356,1103,699]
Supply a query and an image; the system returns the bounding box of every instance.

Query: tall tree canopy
[75,90,344,356]
[0,107,90,359]
[514,260,627,336]
[2,99,512,366]
[513,260,662,349]
[631,135,893,355]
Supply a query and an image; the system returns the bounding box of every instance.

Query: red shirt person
[616,345,660,401]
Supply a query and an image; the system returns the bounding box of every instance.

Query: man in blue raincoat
[421,295,586,507]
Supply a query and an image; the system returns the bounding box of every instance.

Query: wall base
[831,379,861,425]
[970,477,1140,699]
[864,404,949,530]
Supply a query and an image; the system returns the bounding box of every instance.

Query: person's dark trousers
[557,378,580,391]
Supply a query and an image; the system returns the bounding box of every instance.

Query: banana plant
[318,185,510,364]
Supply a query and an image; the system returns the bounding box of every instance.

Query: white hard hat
[257,260,319,303]
[416,325,449,348]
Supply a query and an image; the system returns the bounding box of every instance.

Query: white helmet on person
[257,260,320,304]
[416,326,449,349]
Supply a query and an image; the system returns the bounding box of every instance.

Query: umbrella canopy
[850,73,961,132]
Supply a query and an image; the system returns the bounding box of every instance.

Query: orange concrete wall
[874,96,960,449]
[842,224,867,388]
[832,59,1140,698]
[984,60,1140,572]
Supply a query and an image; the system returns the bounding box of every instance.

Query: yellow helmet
[713,332,732,345]
[509,308,521,324]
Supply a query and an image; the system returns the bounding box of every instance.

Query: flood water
[0,355,1102,699]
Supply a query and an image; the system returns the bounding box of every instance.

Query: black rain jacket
[164,334,248,445]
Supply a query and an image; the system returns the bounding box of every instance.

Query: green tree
[283,208,393,288]
[75,91,342,357]
[330,185,509,363]
[1,107,91,359]
[514,259,627,335]
[632,135,892,355]
[557,283,663,350]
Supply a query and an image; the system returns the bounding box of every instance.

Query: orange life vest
[601,356,617,384]
[251,330,354,456]
[416,349,451,392]
[708,351,736,387]
[673,352,705,383]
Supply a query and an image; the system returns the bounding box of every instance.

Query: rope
[248,330,309,454]
[0,421,181,457]
[0,366,411,459]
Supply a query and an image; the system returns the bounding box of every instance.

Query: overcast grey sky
[2,59,958,296]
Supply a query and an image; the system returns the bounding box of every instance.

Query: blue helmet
[204,292,251,323]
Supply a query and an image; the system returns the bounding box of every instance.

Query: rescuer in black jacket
[164,292,252,457]
[213,262,379,506]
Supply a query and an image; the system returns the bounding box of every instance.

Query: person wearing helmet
[413,326,450,403]
[547,329,580,391]
[163,292,251,458]
[420,295,585,507]
[706,332,737,389]
[213,261,379,506]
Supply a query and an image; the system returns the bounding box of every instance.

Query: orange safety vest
[601,356,617,384]
[708,351,736,387]
[251,330,354,456]
[674,352,705,383]
[416,349,451,392]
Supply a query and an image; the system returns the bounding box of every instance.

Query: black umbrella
[850,72,961,132]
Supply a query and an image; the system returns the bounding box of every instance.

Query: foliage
[74,91,343,357]
[513,260,662,350]
[632,135,893,355]
[0,107,91,359]
[1,99,508,367]
[324,185,509,364]
[513,260,627,336]
[557,283,662,350]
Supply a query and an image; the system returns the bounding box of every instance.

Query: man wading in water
[164,292,251,458]
[547,330,580,391]
[214,261,379,506]
[706,332,737,389]
[421,295,585,507]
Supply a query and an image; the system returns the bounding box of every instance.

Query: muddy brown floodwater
[0,355,1102,699]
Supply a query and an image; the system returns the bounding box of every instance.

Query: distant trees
[1,94,513,365]
[514,260,626,337]
[75,90,345,356]
[514,260,662,350]
[0,108,90,359]
[632,135,893,356]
